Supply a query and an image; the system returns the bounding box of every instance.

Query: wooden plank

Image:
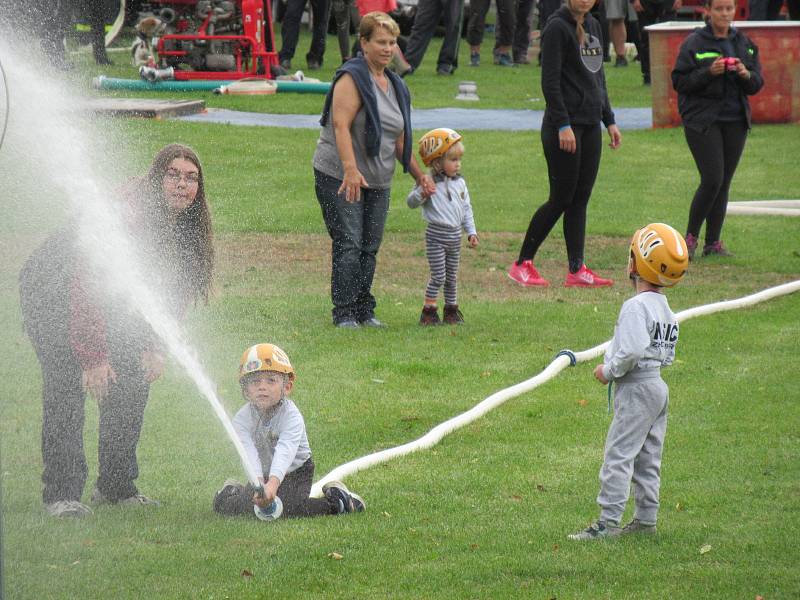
[85,98,205,119]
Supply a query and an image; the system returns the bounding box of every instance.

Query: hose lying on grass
[310,279,800,497]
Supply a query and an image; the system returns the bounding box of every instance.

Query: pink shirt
[357,0,397,16]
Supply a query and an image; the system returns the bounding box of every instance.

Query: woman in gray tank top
[313,12,435,328]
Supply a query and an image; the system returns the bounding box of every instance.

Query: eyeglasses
[165,169,200,185]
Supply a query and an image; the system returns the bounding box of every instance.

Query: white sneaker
[45,500,93,518]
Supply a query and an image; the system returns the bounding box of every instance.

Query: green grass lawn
[2,26,800,600]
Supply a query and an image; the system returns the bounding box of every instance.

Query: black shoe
[306,55,322,70]
[436,64,454,75]
[359,317,386,328]
[323,481,365,513]
[643,74,651,85]
[279,58,291,70]
[614,56,628,67]
[335,319,360,329]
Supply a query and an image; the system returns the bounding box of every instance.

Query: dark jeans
[279,0,331,65]
[213,459,332,518]
[404,0,465,70]
[315,169,391,324]
[518,124,602,269]
[466,0,516,47]
[331,0,357,62]
[512,0,535,62]
[636,0,676,80]
[685,121,748,244]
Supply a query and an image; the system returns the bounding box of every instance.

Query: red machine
[136,0,279,79]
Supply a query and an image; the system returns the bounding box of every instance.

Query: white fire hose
[311,279,800,497]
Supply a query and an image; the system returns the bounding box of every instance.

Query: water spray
[1,34,263,491]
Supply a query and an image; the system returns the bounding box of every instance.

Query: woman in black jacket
[671,0,763,259]
[507,0,621,288]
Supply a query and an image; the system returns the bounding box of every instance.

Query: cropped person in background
[671,0,763,258]
[403,0,465,75]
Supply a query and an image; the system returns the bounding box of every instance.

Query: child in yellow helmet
[569,223,688,540]
[213,343,365,519]
[408,128,479,325]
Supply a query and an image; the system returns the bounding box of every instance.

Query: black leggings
[684,121,748,244]
[517,124,602,271]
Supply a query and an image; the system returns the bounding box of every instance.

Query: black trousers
[279,0,331,65]
[684,121,748,244]
[512,0,535,62]
[636,0,675,80]
[213,459,332,518]
[404,0,465,70]
[466,0,516,47]
[517,124,602,268]
[20,234,153,505]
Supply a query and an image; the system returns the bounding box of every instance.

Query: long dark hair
[139,144,214,304]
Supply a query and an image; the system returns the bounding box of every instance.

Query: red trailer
[137,0,279,79]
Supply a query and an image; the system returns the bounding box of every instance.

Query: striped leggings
[425,223,462,305]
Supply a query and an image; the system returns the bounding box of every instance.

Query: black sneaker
[614,56,628,67]
[323,480,365,513]
[359,317,386,328]
[436,64,454,75]
[280,58,291,70]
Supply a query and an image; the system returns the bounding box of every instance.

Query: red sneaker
[564,265,613,288]
[507,260,550,287]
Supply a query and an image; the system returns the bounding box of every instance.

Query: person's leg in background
[702,121,748,250]
[466,0,491,66]
[353,187,391,323]
[332,0,354,63]
[306,0,332,68]
[279,0,307,69]
[435,0,466,73]
[404,0,445,72]
[684,124,725,246]
[513,0,536,64]
[606,0,629,65]
[492,0,517,66]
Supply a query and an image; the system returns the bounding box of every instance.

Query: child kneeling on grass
[569,223,688,540]
[213,343,364,519]
[407,128,479,326]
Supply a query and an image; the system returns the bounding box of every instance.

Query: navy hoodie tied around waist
[319,56,413,173]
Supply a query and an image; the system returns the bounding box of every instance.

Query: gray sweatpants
[597,370,668,526]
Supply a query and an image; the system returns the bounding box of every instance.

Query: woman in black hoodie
[507,0,621,289]
[671,0,763,259]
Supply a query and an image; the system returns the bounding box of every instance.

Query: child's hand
[253,477,279,507]
[593,364,609,385]
[468,234,479,248]
[419,174,436,198]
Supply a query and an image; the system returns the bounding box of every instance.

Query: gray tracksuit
[597,290,678,526]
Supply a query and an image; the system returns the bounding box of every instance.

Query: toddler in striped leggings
[407,128,479,325]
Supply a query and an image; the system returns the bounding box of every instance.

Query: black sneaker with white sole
[322,480,366,514]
